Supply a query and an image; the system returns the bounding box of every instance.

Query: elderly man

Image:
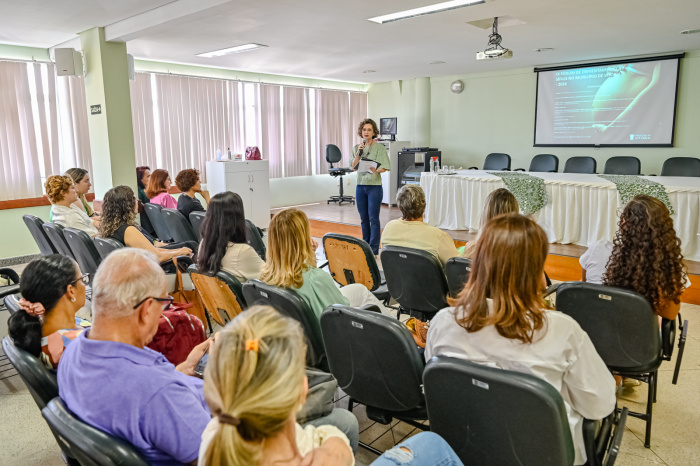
[381,184,462,265]
[58,248,211,465]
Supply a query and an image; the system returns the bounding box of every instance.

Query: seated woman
[176,168,211,220]
[99,185,193,264]
[196,191,264,283]
[46,175,99,237]
[136,165,156,236]
[381,185,461,266]
[8,255,89,370]
[425,214,616,466]
[146,169,177,209]
[260,209,393,318]
[462,188,518,257]
[65,168,100,223]
[586,195,687,319]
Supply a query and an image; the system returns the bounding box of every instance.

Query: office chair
[469,152,511,171]
[63,228,102,275]
[564,156,597,174]
[326,144,355,205]
[187,264,245,328]
[424,356,628,466]
[4,293,21,314]
[143,203,173,242]
[380,246,449,321]
[161,208,199,243]
[604,156,641,175]
[515,153,559,172]
[444,256,471,298]
[42,223,77,260]
[320,305,428,455]
[246,219,267,260]
[93,237,124,261]
[23,215,58,256]
[189,211,206,241]
[661,157,700,177]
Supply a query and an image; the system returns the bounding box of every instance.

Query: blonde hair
[259,209,316,289]
[479,188,519,232]
[44,175,74,204]
[64,168,94,216]
[203,306,307,466]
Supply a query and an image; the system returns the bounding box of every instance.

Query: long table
[421,171,700,261]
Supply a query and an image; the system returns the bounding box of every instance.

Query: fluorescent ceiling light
[368,0,485,24]
[197,43,267,58]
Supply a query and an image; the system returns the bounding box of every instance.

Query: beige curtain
[315,89,350,174]
[349,91,368,149]
[283,87,311,177]
[130,73,156,169]
[260,84,282,178]
[56,74,92,175]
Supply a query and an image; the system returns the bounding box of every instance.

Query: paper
[357,158,380,173]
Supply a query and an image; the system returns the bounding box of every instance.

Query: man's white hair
[92,248,167,318]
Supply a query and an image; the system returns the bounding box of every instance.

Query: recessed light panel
[368,0,485,24]
[197,43,268,58]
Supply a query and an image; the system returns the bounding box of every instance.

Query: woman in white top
[425,213,616,466]
[199,305,354,466]
[196,191,264,283]
[45,175,98,237]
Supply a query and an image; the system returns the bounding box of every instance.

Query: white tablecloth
[421,171,700,261]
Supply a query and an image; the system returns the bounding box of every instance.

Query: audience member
[425,214,616,465]
[146,169,177,209]
[381,185,461,265]
[65,168,100,219]
[136,165,156,236]
[462,188,518,257]
[8,255,89,370]
[176,169,210,220]
[260,209,392,318]
[45,175,98,237]
[99,185,193,264]
[199,305,354,466]
[58,248,212,465]
[196,192,264,283]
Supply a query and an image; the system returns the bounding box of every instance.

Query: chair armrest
[514,168,525,171]
[468,167,478,170]
[582,407,628,466]
[0,284,20,299]
[360,304,382,313]
[0,267,20,284]
[543,282,561,298]
[661,317,675,360]
[503,168,511,171]
[604,408,628,466]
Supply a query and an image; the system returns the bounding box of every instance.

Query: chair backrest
[483,152,511,170]
[2,336,58,410]
[322,233,382,291]
[188,264,245,326]
[380,246,449,315]
[246,219,266,260]
[143,203,173,242]
[42,222,77,260]
[555,282,661,372]
[189,211,206,241]
[23,215,58,256]
[4,294,21,314]
[42,398,149,466]
[320,305,425,411]
[325,144,342,166]
[661,157,700,177]
[161,208,199,243]
[604,156,641,175]
[63,228,102,276]
[564,156,597,174]
[444,256,472,299]
[424,355,575,466]
[242,279,327,370]
[529,153,559,172]
[93,237,125,261]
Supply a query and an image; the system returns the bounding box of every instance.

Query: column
[414,77,431,147]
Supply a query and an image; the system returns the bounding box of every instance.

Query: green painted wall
[369,50,700,175]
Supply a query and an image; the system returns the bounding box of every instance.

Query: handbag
[146,305,207,365]
[405,317,429,348]
[245,146,262,160]
[169,257,207,326]
[296,368,338,424]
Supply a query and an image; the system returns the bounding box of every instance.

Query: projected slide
[534,58,679,146]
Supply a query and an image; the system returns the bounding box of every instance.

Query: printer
[397,148,441,188]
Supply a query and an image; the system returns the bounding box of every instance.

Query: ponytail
[8,312,42,357]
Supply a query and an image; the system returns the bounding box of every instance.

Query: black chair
[23,214,58,256]
[564,156,597,174]
[63,228,102,276]
[320,305,428,455]
[188,264,246,328]
[322,233,390,302]
[42,398,149,466]
[93,237,124,261]
[380,246,449,321]
[444,256,471,299]
[604,156,641,175]
[4,293,21,314]
[189,211,206,241]
[661,157,700,177]
[424,356,627,466]
[326,144,355,205]
[42,222,77,260]
[516,153,559,172]
[469,152,511,171]
[162,208,199,243]
[242,280,328,371]
[143,203,173,242]
[0,268,20,306]
[246,219,266,260]
[554,281,688,448]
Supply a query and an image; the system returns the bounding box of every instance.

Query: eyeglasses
[70,274,90,286]
[132,296,174,311]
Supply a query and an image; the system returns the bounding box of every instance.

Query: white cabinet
[379,140,410,205]
[206,160,270,228]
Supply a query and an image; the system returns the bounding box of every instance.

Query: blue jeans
[372,432,463,465]
[303,407,359,453]
[356,184,383,254]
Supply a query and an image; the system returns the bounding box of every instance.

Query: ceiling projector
[476,49,513,60]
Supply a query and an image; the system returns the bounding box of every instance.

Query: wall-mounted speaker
[127,54,135,81]
[55,48,83,77]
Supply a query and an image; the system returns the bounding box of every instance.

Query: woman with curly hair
[99,185,193,263]
[46,175,98,237]
[146,169,177,208]
[586,195,687,320]
[175,168,210,221]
